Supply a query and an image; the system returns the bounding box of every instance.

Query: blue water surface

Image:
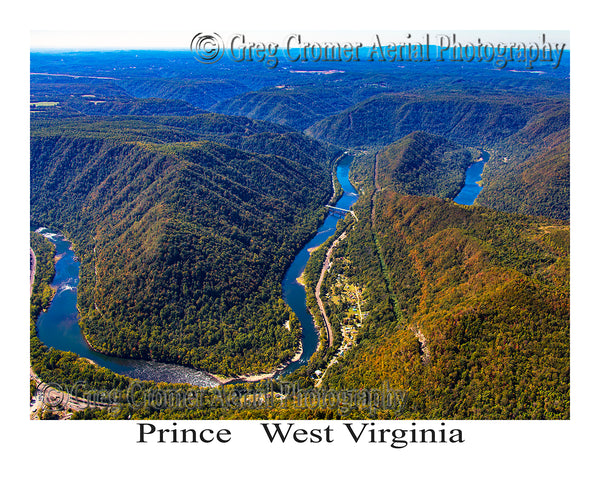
[453,151,490,206]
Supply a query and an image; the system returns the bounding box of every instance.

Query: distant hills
[306,92,546,147]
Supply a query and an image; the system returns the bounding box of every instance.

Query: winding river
[33,154,359,385]
[279,154,359,375]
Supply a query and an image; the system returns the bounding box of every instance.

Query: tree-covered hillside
[376,131,476,199]
[477,104,570,220]
[306,93,537,147]
[31,115,335,376]
[321,191,569,419]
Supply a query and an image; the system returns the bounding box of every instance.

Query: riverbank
[296,246,320,286]
[213,345,303,385]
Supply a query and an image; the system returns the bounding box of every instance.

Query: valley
[30,48,569,420]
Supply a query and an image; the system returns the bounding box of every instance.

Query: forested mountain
[213,86,359,131]
[477,104,570,220]
[153,113,341,165]
[117,78,250,110]
[61,97,204,116]
[319,188,569,419]
[31,114,335,376]
[307,92,560,148]
[376,131,476,199]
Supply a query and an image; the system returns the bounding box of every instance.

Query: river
[33,154,359,385]
[279,154,359,375]
[453,150,490,205]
